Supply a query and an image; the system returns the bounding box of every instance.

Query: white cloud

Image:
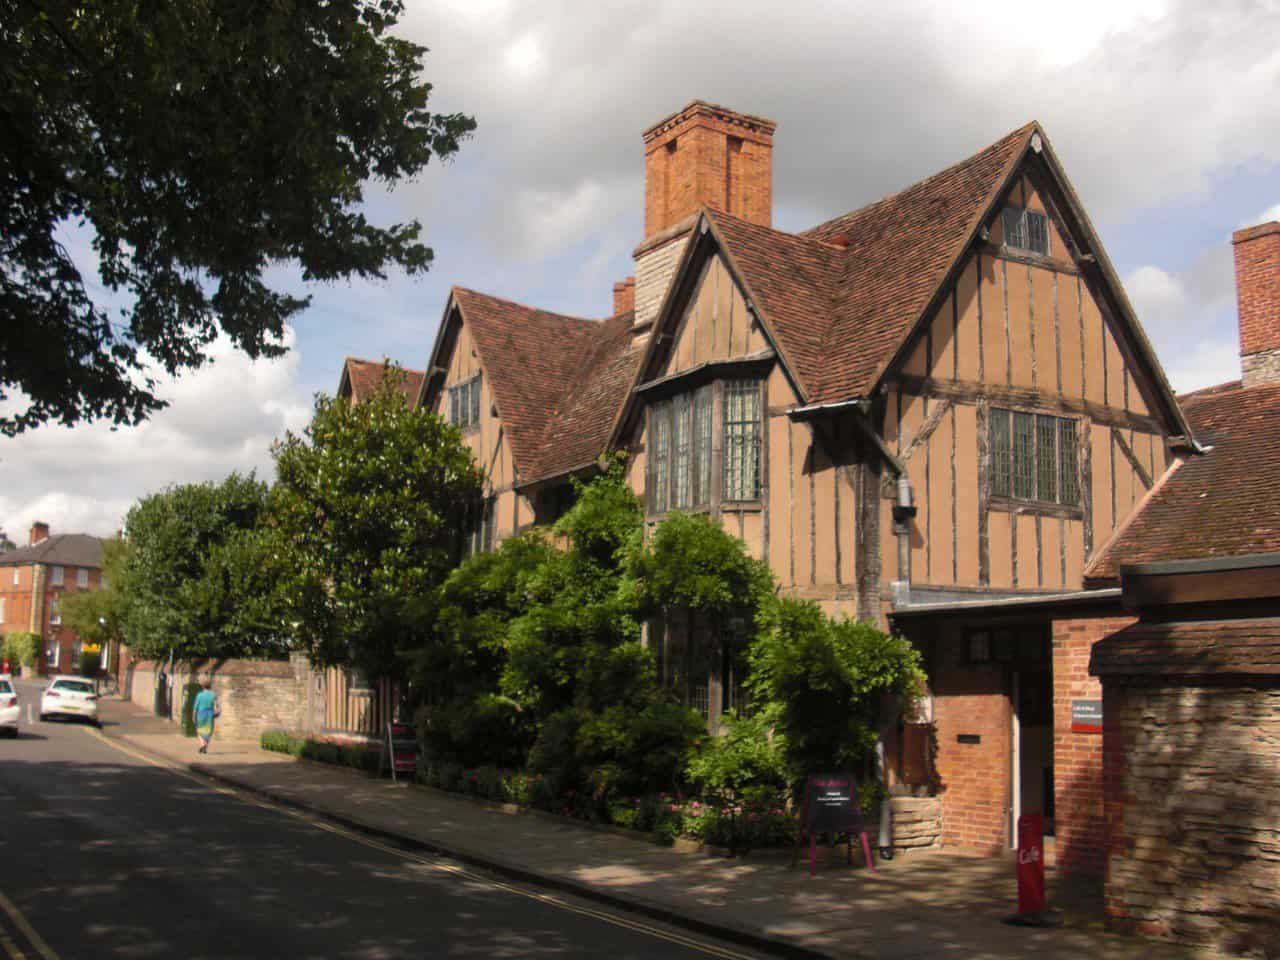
[1248,202,1280,226]
[0,329,311,540]
[389,0,1280,259]
[1125,249,1242,395]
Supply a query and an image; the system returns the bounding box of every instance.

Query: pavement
[78,690,1217,960]
[2,676,755,959]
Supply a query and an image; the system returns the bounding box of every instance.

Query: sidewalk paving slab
[96,696,1213,960]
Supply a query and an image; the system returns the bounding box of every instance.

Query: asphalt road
[0,678,764,960]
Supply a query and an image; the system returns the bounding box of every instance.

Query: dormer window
[1001,205,1050,256]
[448,375,481,431]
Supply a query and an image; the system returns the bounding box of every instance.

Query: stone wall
[123,654,314,741]
[1101,681,1280,955]
[889,796,942,852]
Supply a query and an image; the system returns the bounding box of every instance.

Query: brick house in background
[0,523,107,676]
[352,101,1263,870]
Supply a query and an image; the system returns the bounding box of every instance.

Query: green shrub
[261,730,293,753]
[180,681,203,737]
[748,596,923,783]
[2,632,39,669]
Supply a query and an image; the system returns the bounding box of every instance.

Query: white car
[0,675,18,737]
[40,677,99,725]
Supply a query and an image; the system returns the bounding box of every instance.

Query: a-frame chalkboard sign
[791,772,875,876]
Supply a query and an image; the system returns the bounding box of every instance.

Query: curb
[108,729,835,960]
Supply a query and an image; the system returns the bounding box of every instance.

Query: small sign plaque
[1070,699,1103,734]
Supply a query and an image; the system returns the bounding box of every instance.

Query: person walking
[193,682,218,754]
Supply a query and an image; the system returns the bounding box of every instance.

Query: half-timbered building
[395,101,1215,867]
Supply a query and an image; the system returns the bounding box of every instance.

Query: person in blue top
[192,682,217,754]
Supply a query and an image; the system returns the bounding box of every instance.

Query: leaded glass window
[723,380,762,501]
[990,407,1080,507]
[448,376,481,430]
[672,394,692,508]
[650,405,670,513]
[693,385,713,505]
[1001,205,1050,256]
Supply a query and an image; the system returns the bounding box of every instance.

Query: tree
[746,596,924,780]
[118,473,287,660]
[271,372,483,680]
[1,0,474,435]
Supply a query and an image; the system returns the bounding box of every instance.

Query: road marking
[0,928,27,960]
[83,728,760,960]
[0,892,58,960]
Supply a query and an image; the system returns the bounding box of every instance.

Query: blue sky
[2,0,1278,539]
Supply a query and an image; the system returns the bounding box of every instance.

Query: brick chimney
[612,276,636,316]
[29,522,49,545]
[642,100,777,240]
[1234,220,1280,387]
[632,101,776,338]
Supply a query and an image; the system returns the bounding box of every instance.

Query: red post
[1016,813,1046,916]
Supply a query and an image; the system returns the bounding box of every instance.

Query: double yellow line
[85,728,761,960]
[0,890,59,960]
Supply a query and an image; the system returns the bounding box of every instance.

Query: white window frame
[12,568,19,586]
[49,596,61,626]
[50,565,64,586]
[76,568,88,588]
[0,597,5,624]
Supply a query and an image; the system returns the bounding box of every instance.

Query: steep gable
[338,357,425,407]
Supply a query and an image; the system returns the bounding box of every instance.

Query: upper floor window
[991,408,1080,507]
[76,568,89,588]
[1001,205,1049,257]
[448,375,481,431]
[648,380,761,514]
[10,568,17,585]
[0,597,6,624]
[50,565,64,586]
[49,596,62,625]
[723,380,762,502]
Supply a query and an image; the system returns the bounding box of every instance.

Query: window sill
[989,495,1082,521]
[721,501,763,514]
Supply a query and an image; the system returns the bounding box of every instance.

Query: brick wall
[1102,680,1280,955]
[1051,615,1133,875]
[1233,220,1280,387]
[931,654,1011,853]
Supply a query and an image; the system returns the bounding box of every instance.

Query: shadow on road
[0,755,707,959]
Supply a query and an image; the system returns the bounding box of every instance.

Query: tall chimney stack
[29,522,49,545]
[1234,220,1280,388]
[632,101,776,338]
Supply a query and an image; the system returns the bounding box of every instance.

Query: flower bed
[419,761,796,851]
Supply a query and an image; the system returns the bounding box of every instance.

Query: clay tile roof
[1086,381,1280,581]
[703,211,843,398]
[531,314,644,483]
[801,123,1034,402]
[1091,617,1280,677]
[343,358,425,407]
[451,288,632,483]
[0,534,104,569]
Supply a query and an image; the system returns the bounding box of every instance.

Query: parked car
[40,677,99,726]
[0,675,18,737]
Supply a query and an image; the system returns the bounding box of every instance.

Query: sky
[2,0,1278,541]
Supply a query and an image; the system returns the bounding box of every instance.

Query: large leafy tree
[118,473,287,660]
[1,0,473,434]
[272,372,483,680]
